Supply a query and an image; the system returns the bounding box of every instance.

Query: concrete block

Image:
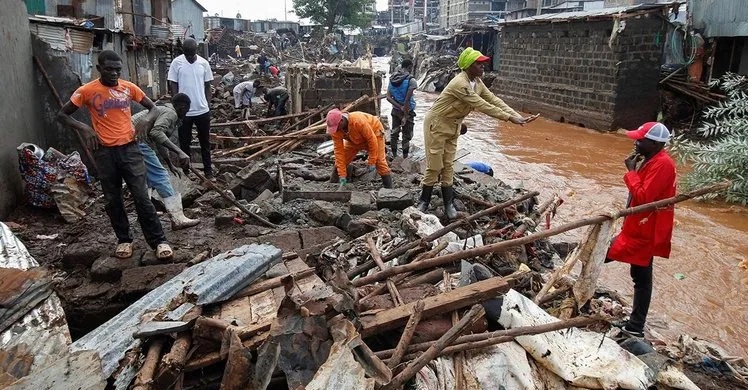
[120,264,186,297]
[376,188,413,211]
[299,226,345,248]
[251,189,275,203]
[309,200,343,226]
[215,209,240,227]
[350,191,374,215]
[256,230,302,253]
[62,242,106,269]
[91,255,141,282]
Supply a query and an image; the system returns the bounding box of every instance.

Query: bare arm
[57,102,100,151]
[386,89,403,111]
[204,81,212,105]
[169,81,179,96]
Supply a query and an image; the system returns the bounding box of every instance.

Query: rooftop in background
[502,1,681,24]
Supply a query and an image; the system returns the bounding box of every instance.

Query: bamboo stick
[354,182,730,287]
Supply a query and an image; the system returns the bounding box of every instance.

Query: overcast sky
[202,0,389,21]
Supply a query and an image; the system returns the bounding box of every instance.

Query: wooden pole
[210,110,313,129]
[367,235,404,306]
[382,305,485,390]
[387,300,425,370]
[376,315,605,360]
[348,191,539,279]
[353,182,730,287]
[132,339,165,390]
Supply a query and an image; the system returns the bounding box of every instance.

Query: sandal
[115,243,133,259]
[155,243,173,260]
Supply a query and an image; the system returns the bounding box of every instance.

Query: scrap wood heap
[61,167,732,389]
[660,68,726,105]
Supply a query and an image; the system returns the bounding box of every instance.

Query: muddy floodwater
[374,57,748,357]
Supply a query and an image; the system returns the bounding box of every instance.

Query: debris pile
[4,125,744,388]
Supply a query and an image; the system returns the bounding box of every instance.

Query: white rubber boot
[163,193,200,230]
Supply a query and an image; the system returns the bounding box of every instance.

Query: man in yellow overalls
[418,47,537,219]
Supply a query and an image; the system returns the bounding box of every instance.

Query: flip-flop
[115,242,133,259]
[155,243,173,260]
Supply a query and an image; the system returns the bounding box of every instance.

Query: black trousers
[178,111,212,176]
[390,109,415,157]
[95,142,166,249]
[272,96,288,117]
[628,260,653,333]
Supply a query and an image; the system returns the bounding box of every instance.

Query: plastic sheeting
[499,289,656,389]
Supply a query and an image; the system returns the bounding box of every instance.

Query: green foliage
[671,73,748,204]
[292,0,373,30]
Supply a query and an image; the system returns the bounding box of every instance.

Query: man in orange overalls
[326,108,393,189]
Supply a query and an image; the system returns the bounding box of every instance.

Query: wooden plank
[358,277,510,337]
[282,190,352,203]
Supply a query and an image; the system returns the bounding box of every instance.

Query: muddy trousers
[95,142,167,249]
[178,111,212,176]
[422,112,459,187]
[138,143,176,199]
[628,260,653,333]
[391,110,415,157]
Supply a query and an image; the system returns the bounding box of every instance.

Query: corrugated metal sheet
[67,28,94,53]
[205,16,222,30]
[502,2,672,24]
[689,0,748,37]
[71,244,283,389]
[30,23,68,51]
[0,222,72,382]
[171,23,188,40]
[172,0,205,40]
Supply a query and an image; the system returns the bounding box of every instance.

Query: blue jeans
[138,143,175,198]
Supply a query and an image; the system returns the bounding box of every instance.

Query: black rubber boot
[329,165,339,183]
[381,175,393,189]
[442,186,458,219]
[402,144,409,159]
[417,185,433,212]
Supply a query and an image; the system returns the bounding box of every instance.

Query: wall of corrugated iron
[689,0,748,37]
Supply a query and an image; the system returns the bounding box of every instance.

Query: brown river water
[375,57,748,357]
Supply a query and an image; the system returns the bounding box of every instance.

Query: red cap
[625,122,671,143]
[476,55,491,62]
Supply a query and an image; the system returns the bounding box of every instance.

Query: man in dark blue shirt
[386,59,418,159]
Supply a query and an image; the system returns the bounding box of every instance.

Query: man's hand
[460,124,468,135]
[509,116,527,125]
[401,105,410,117]
[524,113,540,123]
[168,162,182,178]
[625,153,642,171]
[80,124,101,151]
[177,151,191,169]
[338,177,348,191]
[368,165,376,172]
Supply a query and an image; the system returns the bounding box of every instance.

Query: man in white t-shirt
[168,38,214,177]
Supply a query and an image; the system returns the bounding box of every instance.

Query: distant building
[505,0,604,21]
[171,0,207,40]
[688,0,748,78]
[204,17,299,35]
[440,0,508,28]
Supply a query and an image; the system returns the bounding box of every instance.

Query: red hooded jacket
[607,150,677,266]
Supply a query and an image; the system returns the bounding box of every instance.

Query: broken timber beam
[387,300,425,370]
[282,190,352,203]
[382,304,485,390]
[232,268,315,299]
[347,191,539,279]
[210,110,313,129]
[354,182,730,287]
[358,276,509,337]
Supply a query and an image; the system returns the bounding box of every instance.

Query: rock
[215,209,240,227]
[120,264,186,297]
[181,187,204,208]
[299,226,345,248]
[90,255,141,282]
[256,230,302,253]
[231,168,278,201]
[244,225,261,237]
[251,189,275,203]
[345,218,378,238]
[552,242,577,259]
[62,241,107,269]
[309,201,342,226]
[196,190,236,209]
[335,213,352,230]
[376,188,413,211]
[350,192,374,215]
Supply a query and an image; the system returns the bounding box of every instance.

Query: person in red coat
[607,122,677,337]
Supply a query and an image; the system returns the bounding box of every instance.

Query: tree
[671,73,748,204]
[293,0,373,31]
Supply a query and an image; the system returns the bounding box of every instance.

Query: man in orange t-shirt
[58,50,172,260]
[325,109,393,189]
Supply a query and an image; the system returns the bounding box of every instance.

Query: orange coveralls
[332,112,391,179]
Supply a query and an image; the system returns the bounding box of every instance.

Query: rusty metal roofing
[71,244,283,388]
[689,0,748,37]
[0,222,72,385]
[502,2,680,24]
